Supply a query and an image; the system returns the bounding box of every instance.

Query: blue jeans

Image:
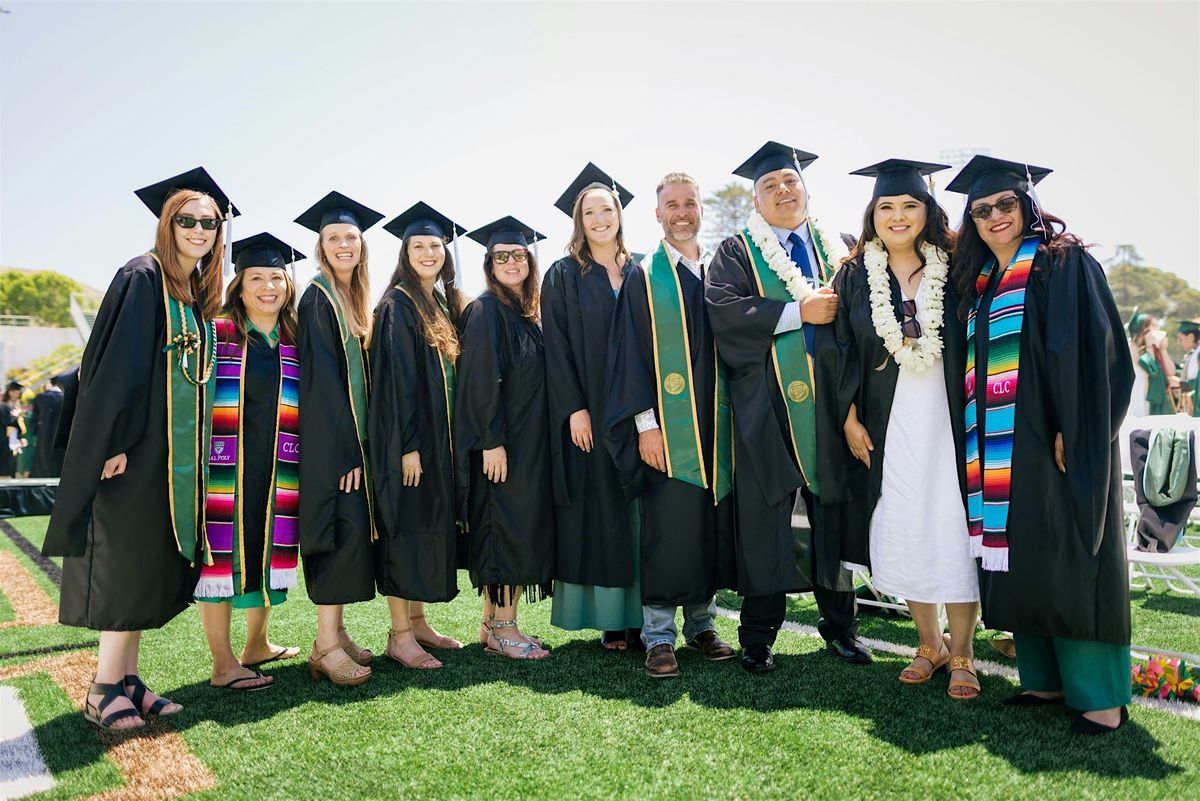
[641,598,718,650]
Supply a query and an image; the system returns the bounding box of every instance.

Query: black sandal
[123,674,179,716]
[84,680,144,730]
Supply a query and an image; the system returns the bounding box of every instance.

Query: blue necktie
[786,232,816,354]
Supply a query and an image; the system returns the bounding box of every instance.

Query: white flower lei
[745,210,848,302]
[864,238,949,372]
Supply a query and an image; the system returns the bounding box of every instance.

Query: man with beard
[605,172,737,678]
[705,142,871,674]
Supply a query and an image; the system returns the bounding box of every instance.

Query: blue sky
[1,1,1196,299]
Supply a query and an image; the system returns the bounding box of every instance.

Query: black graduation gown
[816,258,968,567]
[237,329,282,595]
[604,262,735,606]
[369,287,461,603]
[31,389,66,478]
[44,255,202,630]
[0,402,17,477]
[704,235,850,595]
[453,292,554,603]
[541,257,634,588]
[296,285,376,605]
[973,245,1133,644]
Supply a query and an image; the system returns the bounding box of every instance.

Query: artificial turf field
[1,515,1198,801]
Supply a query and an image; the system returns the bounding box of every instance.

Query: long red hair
[152,190,225,320]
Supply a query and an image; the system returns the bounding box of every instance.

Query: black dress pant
[738,489,857,649]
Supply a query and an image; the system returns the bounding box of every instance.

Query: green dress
[1138,351,1172,414]
[550,501,644,631]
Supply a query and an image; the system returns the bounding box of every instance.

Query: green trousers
[1013,633,1131,711]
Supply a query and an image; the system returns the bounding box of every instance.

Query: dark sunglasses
[901,300,922,339]
[968,195,1021,221]
[173,215,222,231]
[492,250,528,264]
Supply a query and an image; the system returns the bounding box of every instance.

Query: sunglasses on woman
[492,250,528,264]
[968,195,1021,221]
[173,215,222,231]
[901,299,922,340]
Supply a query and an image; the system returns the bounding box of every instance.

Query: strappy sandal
[948,656,981,700]
[410,613,463,650]
[898,641,950,684]
[337,627,373,667]
[84,680,144,730]
[309,641,371,686]
[485,620,549,660]
[386,627,443,669]
[480,616,544,649]
[123,675,180,716]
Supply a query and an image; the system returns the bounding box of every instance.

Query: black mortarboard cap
[231,232,306,272]
[294,191,384,233]
[383,201,466,241]
[733,141,819,182]
[134,166,240,218]
[850,158,951,199]
[466,216,547,249]
[553,162,634,217]
[946,155,1052,202]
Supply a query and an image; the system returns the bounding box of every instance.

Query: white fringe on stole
[980,546,1009,573]
[270,569,297,590]
[194,575,235,599]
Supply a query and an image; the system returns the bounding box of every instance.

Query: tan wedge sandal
[337,626,373,667]
[309,641,372,686]
[899,640,951,684]
[386,627,443,669]
[948,656,981,700]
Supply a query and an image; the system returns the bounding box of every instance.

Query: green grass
[3,516,1199,801]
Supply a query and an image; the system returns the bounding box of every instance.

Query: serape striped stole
[964,236,1038,572]
[197,318,300,599]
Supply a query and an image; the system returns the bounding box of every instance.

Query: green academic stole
[312,274,377,541]
[643,241,732,503]
[155,252,216,564]
[738,230,821,497]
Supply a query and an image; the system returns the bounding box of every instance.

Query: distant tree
[6,342,83,392]
[1105,244,1197,362]
[0,271,82,327]
[702,182,754,249]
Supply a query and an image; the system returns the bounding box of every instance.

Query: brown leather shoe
[685,630,737,661]
[645,644,680,678]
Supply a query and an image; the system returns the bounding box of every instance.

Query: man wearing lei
[705,141,870,674]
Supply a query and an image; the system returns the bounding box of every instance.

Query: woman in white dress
[821,159,980,698]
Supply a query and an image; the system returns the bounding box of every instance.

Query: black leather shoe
[1071,706,1127,735]
[1002,692,1064,707]
[826,636,872,664]
[740,645,777,674]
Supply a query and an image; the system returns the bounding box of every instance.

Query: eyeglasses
[901,300,922,339]
[968,195,1020,221]
[491,250,528,264]
[174,215,222,231]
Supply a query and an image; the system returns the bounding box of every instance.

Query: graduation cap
[733,141,819,182]
[134,166,240,219]
[5,380,23,392]
[1178,318,1200,335]
[467,216,547,249]
[945,155,1052,202]
[383,202,466,242]
[294,191,384,233]
[231,232,306,272]
[553,162,634,217]
[1127,307,1149,338]
[850,159,951,199]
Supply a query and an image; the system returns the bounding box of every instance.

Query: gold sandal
[386,627,442,669]
[309,641,371,686]
[948,656,981,700]
[899,641,950,684]
[337,626,373,667]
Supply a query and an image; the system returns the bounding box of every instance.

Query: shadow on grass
[32,635,1183,783]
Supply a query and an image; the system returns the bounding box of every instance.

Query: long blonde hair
[153,190,225,320]
[314,235,372,342]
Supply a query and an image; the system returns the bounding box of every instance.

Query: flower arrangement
[1131,654,1200,702]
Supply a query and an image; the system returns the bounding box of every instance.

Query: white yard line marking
[0,685,54,801]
